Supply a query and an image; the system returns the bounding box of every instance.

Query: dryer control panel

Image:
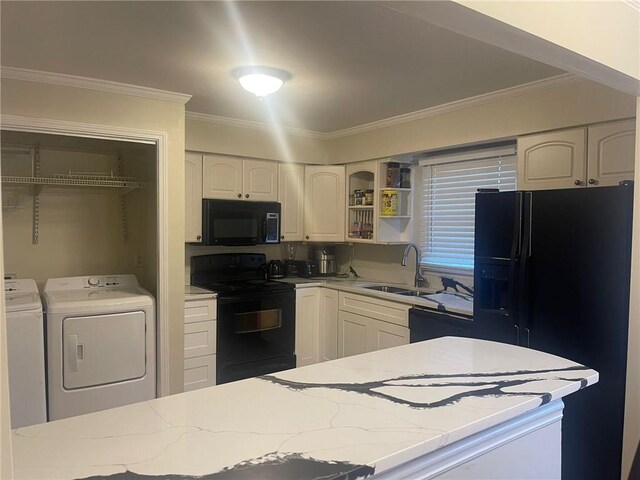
[44,275,140,292]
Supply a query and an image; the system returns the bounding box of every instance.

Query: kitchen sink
[360,285,413,294]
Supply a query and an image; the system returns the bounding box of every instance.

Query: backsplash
[185,243,311,284]
[335,244,474,291]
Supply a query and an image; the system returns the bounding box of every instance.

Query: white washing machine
[5,279,47,428]
[44,274,156,421]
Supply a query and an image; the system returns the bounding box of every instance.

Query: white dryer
[5,279,47,428]
[44,274,155,421]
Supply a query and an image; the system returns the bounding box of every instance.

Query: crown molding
[0,66,192,104]
[185,111,327,139]
[190,73,581,140]
[327,73,582,139]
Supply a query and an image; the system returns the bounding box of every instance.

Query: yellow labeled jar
[381,189,399,216]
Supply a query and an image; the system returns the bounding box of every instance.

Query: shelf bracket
[32,145,41,245]
[117,154,129,241]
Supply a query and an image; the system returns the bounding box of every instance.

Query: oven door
[217,290,295,384]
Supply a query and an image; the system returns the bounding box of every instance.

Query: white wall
[1,138,156,293]
[186,116,328,165]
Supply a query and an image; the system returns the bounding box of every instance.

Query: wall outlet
[134,253,144,267]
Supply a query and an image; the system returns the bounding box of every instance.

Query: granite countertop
[11,337,597,480]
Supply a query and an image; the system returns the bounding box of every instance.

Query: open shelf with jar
[377,159,414,244]
[346,162,376,243]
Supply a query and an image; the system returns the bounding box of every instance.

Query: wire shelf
[1,175,149,189]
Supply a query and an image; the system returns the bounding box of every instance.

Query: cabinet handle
[196,235,201,241]
[237,193,242,198]
[280,235,285,240]
[305,235,310,240]
[588,178,597,185]
[245,193,250,198]
[574,180,583,186]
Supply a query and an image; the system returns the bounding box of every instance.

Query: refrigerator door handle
[524,327,530,348]
[525,192,533,257]
[514,325,520,345]
[507,193,524,316]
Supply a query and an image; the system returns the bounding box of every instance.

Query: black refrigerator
[473,182,633,480]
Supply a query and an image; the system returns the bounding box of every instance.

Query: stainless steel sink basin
[360,285,413,294]
[394,290,422,297]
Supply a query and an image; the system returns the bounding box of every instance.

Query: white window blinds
[419,145,517,270]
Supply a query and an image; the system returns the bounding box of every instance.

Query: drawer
[184,354,216,392]
[184,320,216,358]
[339,292,409,327]
[184,298,216,324]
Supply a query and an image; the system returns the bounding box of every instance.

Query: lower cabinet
[319,288,339,362]
[184,296,217,392]
[337,292,410,358]
[295,288,320,367]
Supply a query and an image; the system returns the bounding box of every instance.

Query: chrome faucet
[401,243,425,288]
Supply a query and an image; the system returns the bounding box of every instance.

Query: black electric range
[191,253,295,385]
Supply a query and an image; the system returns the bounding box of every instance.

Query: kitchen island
[11,337,596,479]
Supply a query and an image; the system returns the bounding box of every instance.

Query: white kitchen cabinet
[517,121,636,191]
[243,159,278,201]
[370,318,410,351]
[203,154,243,200]
[337,292,410,359]
[319,288,339,362]
[185,152,203,243]
[338,310,370,358]
[295,287,320,367]
[278,163,305,241]
[203,154,277,201]
[184,296,217,391]
[304,166,345,242]
[587,119,636,187]
[517,128,587,190]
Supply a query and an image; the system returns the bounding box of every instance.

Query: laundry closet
[1,130,158,427]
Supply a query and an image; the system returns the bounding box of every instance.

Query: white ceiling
[0,1,564,134]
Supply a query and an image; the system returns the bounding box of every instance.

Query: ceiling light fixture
[232,66,291,98]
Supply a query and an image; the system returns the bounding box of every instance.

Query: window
[418,144,517,271]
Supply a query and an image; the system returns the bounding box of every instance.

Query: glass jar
[400,167,411,188]
[386,162,401,188]
[354,189,364,205]
[364,189,374,205]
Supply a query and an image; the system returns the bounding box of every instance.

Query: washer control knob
[88,277,100,287]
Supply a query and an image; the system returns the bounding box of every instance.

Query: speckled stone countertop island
[11,337,597,479]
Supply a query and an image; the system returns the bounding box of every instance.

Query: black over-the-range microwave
[201,199,281,246]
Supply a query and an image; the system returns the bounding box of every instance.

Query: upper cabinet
[517,128,587,190]
[203,154,277,201]
[304,166,345,242]
[587,120,636,187]
[278,163,305,242]
[185,152,203,243]
[517,120,635,190]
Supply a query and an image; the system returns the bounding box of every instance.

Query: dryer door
[63,311,146,390]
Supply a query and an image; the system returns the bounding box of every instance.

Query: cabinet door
[278,164,305,241]
[184,355,216,392]
[587,120,636,187]
[203,154,243,200]
[243,159,278,201]
[319,289,339,362]
[337,311,370,359]
[369,319,409,352]
[304,166,346,242]
[185,152,203,242]
[295,288,320,367]
[517,128,586,190]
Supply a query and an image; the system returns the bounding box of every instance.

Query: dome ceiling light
[232,66,291,98]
